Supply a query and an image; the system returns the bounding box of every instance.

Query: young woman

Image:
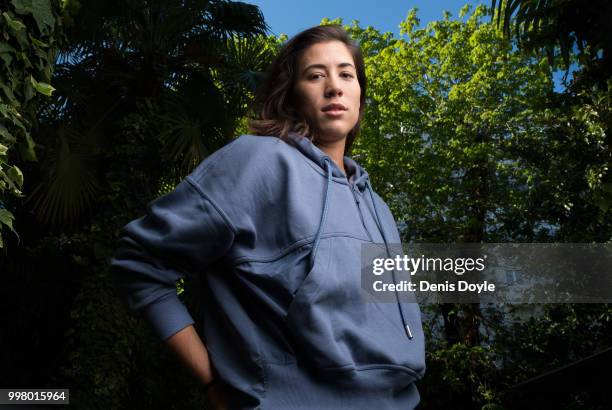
[110,24,426,409]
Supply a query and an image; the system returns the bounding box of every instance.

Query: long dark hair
[248,24,367,154]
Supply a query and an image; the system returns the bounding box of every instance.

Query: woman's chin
[314,126,350,143]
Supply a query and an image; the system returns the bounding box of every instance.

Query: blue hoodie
[110,131,426,409]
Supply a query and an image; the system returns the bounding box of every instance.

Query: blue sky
[243,0,487,38]
[243,0,570,91]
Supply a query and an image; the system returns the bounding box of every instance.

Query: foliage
[491,0,612,82]
[490,0,612,215]
[25,0,275,227]
[336,4,611,407]
[2,1,278,408]
[493,304,612,384]
[61,271,138,410]
[422,341,501,409]
[0,0,74,247]
[346,4,560,244]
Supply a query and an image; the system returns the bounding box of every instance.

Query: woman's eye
[310,73,354,80]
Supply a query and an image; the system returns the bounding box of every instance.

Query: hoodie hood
[285,131,369,192]
[345,156,370,192]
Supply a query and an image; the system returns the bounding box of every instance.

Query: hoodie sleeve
[110,176,236,341]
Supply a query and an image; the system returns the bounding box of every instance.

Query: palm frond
[153,83,228,173]
[157,103,211,172]
[204,1,269,40]
[26,127,100,226]
[221,34,275,91]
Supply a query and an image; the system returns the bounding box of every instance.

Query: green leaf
[0,124,15,143]
[11,0,55,34]
[0,208,15,231]
[19,130,37,161]
[0,143,8,156]
[0,42,16,53]
[0,169,19,193]
[0,83,18,103]
[7,165,24,188]
[30,75,55,96]
[24,77,35,102]
[2,12,26,32]
[10,112,28,133]
[29,34,49,48]
[0,52,13,66]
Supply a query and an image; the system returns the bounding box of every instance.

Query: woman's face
[293,40,361,145]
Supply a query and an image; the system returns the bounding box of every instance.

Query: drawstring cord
[308,158,413,340]
[366,180,413,340]
[309,158,333,272]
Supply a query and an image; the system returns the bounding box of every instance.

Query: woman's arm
[110,177,235,341]
[166,325,229,409]
[165,325,215,386]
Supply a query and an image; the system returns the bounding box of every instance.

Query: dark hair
[247,24,367,154]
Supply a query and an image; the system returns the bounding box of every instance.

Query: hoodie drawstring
[366,180,414,340]
[308,156,413,341]
[309,158,333,272]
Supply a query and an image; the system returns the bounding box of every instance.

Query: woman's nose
[325,76,343,97]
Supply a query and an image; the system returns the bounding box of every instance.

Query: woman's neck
[315,138,347,175]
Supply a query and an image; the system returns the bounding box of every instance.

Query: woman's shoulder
[187,134,293,185]
[227,134,287,154]
[182,134,298,224]
[191,134,288,174]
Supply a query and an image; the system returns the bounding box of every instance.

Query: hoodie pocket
[284,237,425,389]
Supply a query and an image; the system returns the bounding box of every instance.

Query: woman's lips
[323,109,346,117]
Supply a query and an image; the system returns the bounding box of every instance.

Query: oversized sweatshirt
[110,131,426,409]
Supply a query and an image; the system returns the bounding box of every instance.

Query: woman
[110,24,426,409]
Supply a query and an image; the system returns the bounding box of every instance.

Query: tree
[1,2,282,408]
[0,0,74,247]
[337,4,611,407]
[492,0,612,82]
[24,0,275,227]
[491,0,612,217]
